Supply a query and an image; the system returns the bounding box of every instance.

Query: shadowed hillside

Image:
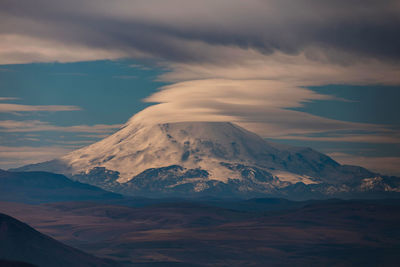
[0,213,118,267]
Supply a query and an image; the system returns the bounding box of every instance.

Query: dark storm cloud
[1,0,399,64]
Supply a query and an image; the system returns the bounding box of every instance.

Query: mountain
[12,115,400,199]
[0,169,122,203]
[0,212,117,267]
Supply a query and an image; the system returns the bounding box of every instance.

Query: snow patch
[271,170,320,185]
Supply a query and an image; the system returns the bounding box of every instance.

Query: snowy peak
[157,121,279,159]
[60,121,280,182]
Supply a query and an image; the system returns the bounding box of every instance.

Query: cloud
[0,120,122,133]
[0,68,16,72]
[158,50,400,85]
[328,152,400,176]
[129,64,151,70]
[50,72,88,76]
[275,133,400,144]
[127,79,393,141]
[52,140,97,145]
[0,98,81,113]
[78,134,113,139]
[0,97,20,101]
[1,0,399,67]
[0,34,131,64]
[0,145,74,169]
[0,103,81,113]
[112,75,137,79]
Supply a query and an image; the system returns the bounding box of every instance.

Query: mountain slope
[0,213,117,267]
[0,169,122,203]
[12,116,400,199]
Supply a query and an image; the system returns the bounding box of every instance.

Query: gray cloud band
[1,0,399,64]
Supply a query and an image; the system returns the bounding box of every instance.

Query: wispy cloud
[50,72,88,76]
[52,140,97,145]
[0,34,141,64]
[0,97,20,101]
[0,120,122,133]
[0,145,74,169]
[275,133,400,144]
[328,152,400,176]
[0,103,81,113]
[159,50,400,85]
[112,75,137,79]
[21,137,40,142]
[129,64,151,70]
[78,134,113,139]
[0,68,16,72]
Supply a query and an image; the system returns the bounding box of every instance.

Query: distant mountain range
[0,169,122,203]
[11,116,400,199]
[0,212,117,267]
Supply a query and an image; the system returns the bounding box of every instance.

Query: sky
[0,0,399,175]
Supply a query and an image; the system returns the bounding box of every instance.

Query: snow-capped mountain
[13,114,400,199]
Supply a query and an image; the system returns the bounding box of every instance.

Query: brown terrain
[1,199,400,266]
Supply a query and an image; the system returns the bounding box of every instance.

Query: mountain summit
[13,116,400,199]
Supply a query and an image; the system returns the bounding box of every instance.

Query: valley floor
[1,199,400,266]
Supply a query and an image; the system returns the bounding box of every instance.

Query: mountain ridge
[0,169,122,203]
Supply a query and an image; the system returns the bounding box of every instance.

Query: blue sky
[296,85,400,125]
[0,60,165,125]
[0,0,399,175]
